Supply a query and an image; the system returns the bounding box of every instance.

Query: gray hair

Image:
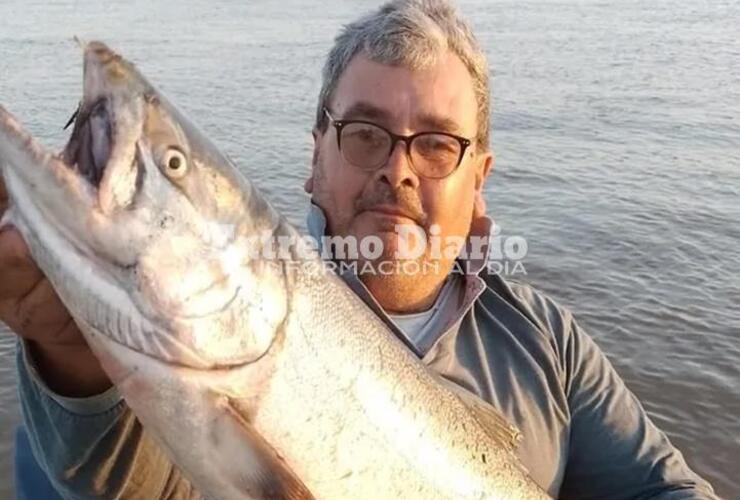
[315,0,491,151]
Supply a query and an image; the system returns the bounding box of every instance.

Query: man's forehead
[330,52,478,134]
[339,101,464,134]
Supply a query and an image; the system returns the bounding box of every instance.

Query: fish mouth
[61,96,113,188]
[56,39,145,211]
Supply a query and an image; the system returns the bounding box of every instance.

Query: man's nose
[375,140,420,189]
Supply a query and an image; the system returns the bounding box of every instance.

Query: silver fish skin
[0,41,551,500]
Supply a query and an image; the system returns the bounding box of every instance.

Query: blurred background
[0,0,738,497]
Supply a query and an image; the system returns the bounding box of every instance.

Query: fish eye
[162,148,188,178]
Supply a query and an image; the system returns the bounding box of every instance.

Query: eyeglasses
[323,108,473,179]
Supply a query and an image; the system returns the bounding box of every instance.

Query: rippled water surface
[1,0,738,498]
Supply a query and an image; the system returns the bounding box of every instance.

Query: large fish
[0,41,550,499]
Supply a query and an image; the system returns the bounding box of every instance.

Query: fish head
[2,40,289,371]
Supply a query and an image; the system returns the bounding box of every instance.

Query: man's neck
[360,270,448,314]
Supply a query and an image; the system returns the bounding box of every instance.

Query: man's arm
[15,337,198,499]
[558,311,718,499]
[501,279,718,499]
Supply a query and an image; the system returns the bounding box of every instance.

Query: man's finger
[14,279,80,345]
[0,226,32,259]
[0,228,42,299]
[0,175,8,213]
[0,173,7,201]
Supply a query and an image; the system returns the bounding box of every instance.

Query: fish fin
[211,396,316,500]
[437,376,523,454]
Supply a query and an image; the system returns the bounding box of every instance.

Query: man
[0,0,717,498]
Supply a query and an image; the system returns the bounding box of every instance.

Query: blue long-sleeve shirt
[16,206,718,499]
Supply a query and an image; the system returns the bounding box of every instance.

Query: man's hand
[0,176,111,397]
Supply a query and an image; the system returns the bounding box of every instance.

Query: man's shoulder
[473,272,578,354]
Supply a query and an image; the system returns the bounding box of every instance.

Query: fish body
[0,41,550,499]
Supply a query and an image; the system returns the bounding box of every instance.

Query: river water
[0,0,738,497]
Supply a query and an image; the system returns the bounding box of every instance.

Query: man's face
[307,51,492,288]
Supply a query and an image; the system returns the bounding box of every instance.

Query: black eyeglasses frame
[323,107,473,179]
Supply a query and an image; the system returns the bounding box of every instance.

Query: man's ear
[474,150,494,192]
[305,128,322,194]
[473,151,494,219]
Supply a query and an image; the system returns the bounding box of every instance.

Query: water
[0,0,737,497]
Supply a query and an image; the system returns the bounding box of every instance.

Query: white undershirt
[388,274,461,351]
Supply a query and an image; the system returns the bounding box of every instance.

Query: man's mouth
[364,204,419,224]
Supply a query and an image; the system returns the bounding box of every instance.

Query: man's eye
[417,135,458,155]
[358,131,376,141]
[347,129,382,144]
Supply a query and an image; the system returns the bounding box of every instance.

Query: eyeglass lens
[340,122,462,178]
